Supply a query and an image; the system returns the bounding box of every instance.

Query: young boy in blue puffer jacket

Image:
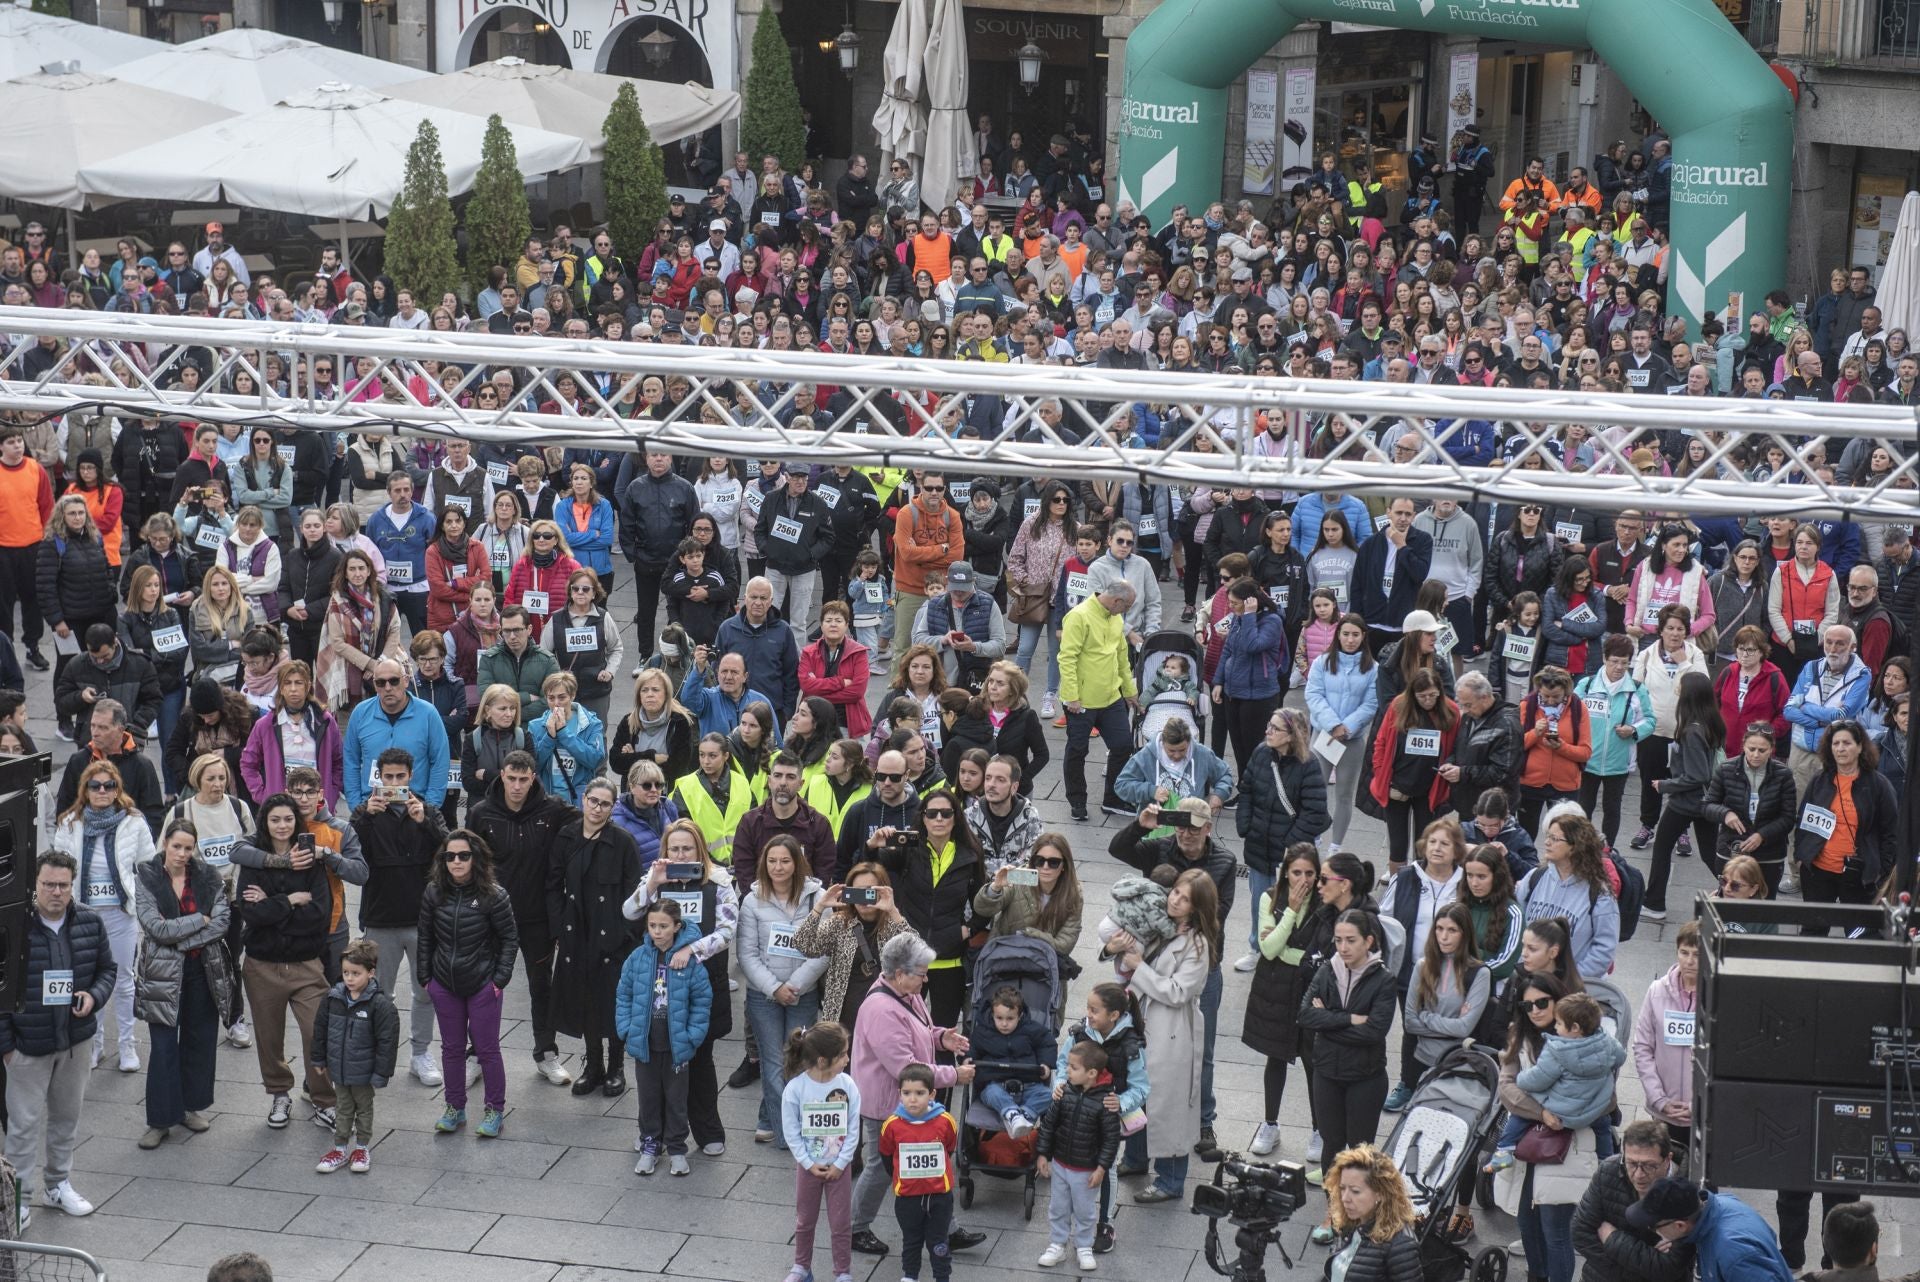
[616,898,712,1177]
[1486,991,1626,1172]
[973,986,1058,1139]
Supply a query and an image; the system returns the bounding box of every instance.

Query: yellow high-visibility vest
[671,766,752,863]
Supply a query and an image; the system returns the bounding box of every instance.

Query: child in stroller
[974,986,1058,1140]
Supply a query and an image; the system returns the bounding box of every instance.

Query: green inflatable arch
[1115,0,1792,334]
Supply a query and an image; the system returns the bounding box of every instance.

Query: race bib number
[1662,1010,1696,1047]
[194,523,224,551]
[1376,514,1396,534]
[712,483,740,508]
[772,517,803,544]
[816,484,841,509]
[276,445,298,467]
[1564,603,1596,626]
[1272,586,1289,614]
[523,591,550,614]
[1793,619,1816,636]
[1215,615,1232,638]
[1065,572,1091,603]
[663,889,704,924]
[949,481,972,504]
[1584,695,1609,719]
[1555,522,1583,544]
[899,1142,947,1179]
[1435,623,1458,657]
[862,581,887,605]
[41,969,72,1007]
[1626,368,1651,388]
[565,626,598,654]
[486,462,512,486]
[1137,515,1159,537]
[491,545,512,571]
[556,750,577,775]
[1799,805,1837,840]
[445,495,472,517]
[1501,634,1538,664]
[151,625,188,654]
[761,211,781,228]
[1024,499,1041,522]
[1331,583,1349,610]
[448,759,462,789]
[767,922,804,959]
[1405,730,1442,757]
[450,566,466,580]
[743,487,766,517]
[199,834,236,867]
[86,880,119,902]
[386,561,414,586]
[801,1100,849,1137]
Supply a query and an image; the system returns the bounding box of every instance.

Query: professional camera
[1192,1156,1307,1282]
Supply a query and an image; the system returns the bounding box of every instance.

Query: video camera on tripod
[1192,1155,1309,1282]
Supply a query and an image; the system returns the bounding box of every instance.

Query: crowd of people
[0,125,1910,1281]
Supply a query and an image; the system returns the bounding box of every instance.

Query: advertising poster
[1281,65,1315,183]
[1243,69,1278,195]
[1446,50,1477,142]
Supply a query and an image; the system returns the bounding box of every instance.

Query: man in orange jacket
[0,424,54,669]
[892,476,965,652]
[1500,156,1562,213]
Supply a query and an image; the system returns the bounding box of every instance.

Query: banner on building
[1243,69,1278,196]
[1445,50,1477,143]
[1281,65,1315,183]
[438,0,738,88]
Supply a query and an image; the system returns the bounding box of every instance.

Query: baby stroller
[1378,1044,1510,1282]
[955,934,1066,1219]
[1135,629,1210,748]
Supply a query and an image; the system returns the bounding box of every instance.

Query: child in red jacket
[878,1063,960,1282]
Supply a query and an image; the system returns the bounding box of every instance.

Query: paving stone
[419,1169,624,1223]
[336,1244,560,1282]
[147,1224,368,1279]
[471,1215,683,1270]
[97,1175,313,1232]
[284,1192,499,1250]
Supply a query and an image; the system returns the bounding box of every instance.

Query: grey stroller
[955,934,1067,1218]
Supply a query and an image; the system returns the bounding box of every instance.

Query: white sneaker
[43,1181,93,1217]
[535,1052,574,1086]
[634,1149,658,1175]
[13,1206,26,1232]
[467,1057,484,1087]
[410,1053,444,1087]
[1780,867,1800,895]
[227,1019,253,1048]
[669,1153,691,1175]
[1233,952,1259,974]
[89,1043,101,1071]
[1004,1112,1035,1140]
[1306,1130,1324,1163]
[1077,1247,1097,1271]
[1038,1244,1069,1268]
[118,1046,140,1073]
[1248,1122,1280,1156]
[701,1140,726,1157]
[1041,692,1058,719]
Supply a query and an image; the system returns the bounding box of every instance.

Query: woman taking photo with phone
[791,862,910,1034]
[878,785,985,1029]
[1239,843,1322,1157]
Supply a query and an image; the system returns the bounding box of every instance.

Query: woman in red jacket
[1712,624,1791,757]
[798,600,873,736]
[1516,665,1592,833]
[424,504,489,633]
[504,519,580,634]
[1369,669,1460,874]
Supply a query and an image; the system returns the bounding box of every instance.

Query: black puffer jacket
[1451,697,1523,809]
[880,836,985,964]
[352,802,447,930]
[310,977,400,1087]
[416,879,519,998]
[0,903,116,1056]
[54,646,163,735]
[1108,822,1239,934]
[235,858,331,963]
[1035,1076,1121,1172]
[467,776,579,957]
[1570,1154,1694,1282]
[1235,746,1331,875]
[278,537,343,629]
[1317,1226,1422,1282]
[35,531,116,629]
[1486,529,1564,626]
[1295,955,1396,1083]
[1700,756,1797,867]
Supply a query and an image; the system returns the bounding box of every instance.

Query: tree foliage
[601,81,666,261]
[383,119,461,306]
[740,6,805,173]
[465,113,532,294]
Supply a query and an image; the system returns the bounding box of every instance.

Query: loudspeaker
[0,752,54,1013]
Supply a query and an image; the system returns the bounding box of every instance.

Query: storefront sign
[966,13,1089,64]
[1243,69,1278,196]
[440,0,738,87]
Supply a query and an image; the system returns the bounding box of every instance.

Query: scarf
[462,609,501,652]
[1154,742,1199,799]
[338,585,381,703]
[242,656,283,702]
[629,704,674,757]
[438,531,470,561]
[82,804,123,900]
[531,545,558,569]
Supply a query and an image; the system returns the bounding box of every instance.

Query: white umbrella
[872,0,930,197]
[77,82,591,220]
[920,0,977,214]
[385,56,738,161]
[1875,190,1920,339]
[106,26,427,114]
[0,70,233,209]
[0,7,164,80]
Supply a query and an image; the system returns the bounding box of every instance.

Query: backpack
[1607,850,1646,942]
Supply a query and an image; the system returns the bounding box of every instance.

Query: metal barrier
[0,1241,107,1281]
[0,309,1916,520]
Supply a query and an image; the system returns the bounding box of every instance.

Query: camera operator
[1109,795,1237,1162]
[835,748,922,877]
[876,785,983,1030]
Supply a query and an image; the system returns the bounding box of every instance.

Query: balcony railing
[1750,0,1920,65]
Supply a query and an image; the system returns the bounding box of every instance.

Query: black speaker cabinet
[0,752,54,1012]
[1695,897,1920,1090]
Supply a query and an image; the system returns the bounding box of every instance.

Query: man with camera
[836,748,923,876]
[912,560,1007,691]
[1108,796,1237,1162]
[351,747,448,1089]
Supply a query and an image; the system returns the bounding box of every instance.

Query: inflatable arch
[1114,0,1793,334]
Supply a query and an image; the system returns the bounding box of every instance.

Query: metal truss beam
[1,309,1917,521]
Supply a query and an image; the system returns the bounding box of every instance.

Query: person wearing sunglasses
[340,657,451,814]
[875,786,984,1033]
[973,831,1082,974]
[891,474,967,656]
[416,830,519,1139]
